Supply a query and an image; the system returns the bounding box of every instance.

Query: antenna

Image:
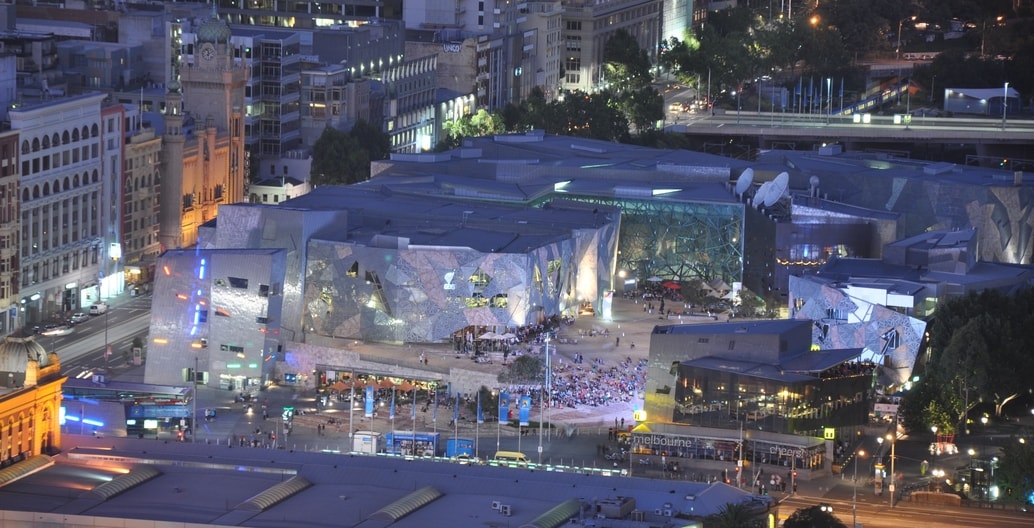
[765,172,789,207]
[752,181,772,209]
[734,168,754,197]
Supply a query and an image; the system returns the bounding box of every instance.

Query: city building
[789,227,1034,387]
[0,129,19,336]
[644,320,868,437]
[11,93,113,326]
[158,11,248,251]
[0,331,65,468]
[201,188,620,347]
[120,105,163,284]
[561,0,662,93]
[248,174,311,204]
[217,0,404,29]
[145,248,287,389]
[382,53,438,152]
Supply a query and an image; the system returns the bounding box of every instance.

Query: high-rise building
[0,129,19,336]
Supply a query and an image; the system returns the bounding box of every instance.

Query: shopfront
[629,422,828,480]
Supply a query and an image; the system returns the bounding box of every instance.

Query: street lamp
[879,433,897,507]
[896,17,915,61]
[1002,82,1009,131]
[853,449,866,528]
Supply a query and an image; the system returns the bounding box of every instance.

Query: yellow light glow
[152,338,168,344]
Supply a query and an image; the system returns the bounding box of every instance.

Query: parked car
[69,312,90,324]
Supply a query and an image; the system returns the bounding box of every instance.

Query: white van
[492,451,529,467]
[88,302,109,315]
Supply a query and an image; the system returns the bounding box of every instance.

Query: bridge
[667,112,1034,163]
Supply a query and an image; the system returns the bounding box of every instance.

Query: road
[54,293,152,376]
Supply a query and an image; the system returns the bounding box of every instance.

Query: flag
[389,387,396,420]
[795,77,802,96]
[518,395,532,427]
[411,388,417,421]
[453,393,460,424]
[839,77,844,98]
[477,392,484,424]
[498,392,510,423]
[365,385,374,417]
[432,392,438,422]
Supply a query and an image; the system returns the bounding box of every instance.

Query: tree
[901,288,1034,435]
[499,355,543,384]
[349,119,391,163]
[438,109,506,150]
[706,502,765,528]
[995,431,1034,505]
[603,29,654,90]
[311,125,378,186]
[782,505,848,528]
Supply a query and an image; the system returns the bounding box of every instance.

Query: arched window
[33,185,40,199]
[64,177,70,191]
[42,135,50,149]
[73,174,80,187]
[21,140,29,154]
[31,137,39,151]
[62,130,70,144]
[72,129,80,142]
[52,133,60,146]
[92,169,99,183]
[42,182,49,196]
[22,188,29,201]
[81,126,89,139]
[91,124,99,137]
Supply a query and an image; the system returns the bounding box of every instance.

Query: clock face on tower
[200,44,215,62]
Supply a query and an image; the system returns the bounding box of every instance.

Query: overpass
[668,112,1034,163]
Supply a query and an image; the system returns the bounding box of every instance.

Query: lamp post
[853,449,865,528]
[1002,82,1009,131]
[879,433,897,507]
[896,17,914,61]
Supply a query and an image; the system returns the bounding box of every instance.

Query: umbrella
[397,380,416,392]
[479,331,499,340]
[329,380,349,392]
[661,281,681,290]
[378,378,397,389]
[647,276,663,282]
[500,332,517,340]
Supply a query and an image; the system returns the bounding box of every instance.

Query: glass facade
[672,363,873,437]
[534,194,744,286]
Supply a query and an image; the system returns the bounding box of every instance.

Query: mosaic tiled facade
[301,224,618,344]
[788,277,926,386]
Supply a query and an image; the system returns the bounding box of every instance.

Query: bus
[384,431,441,457]
[62,377,194,437]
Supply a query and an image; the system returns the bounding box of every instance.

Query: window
[227,276,249,289]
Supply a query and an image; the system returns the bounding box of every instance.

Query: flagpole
[496,391,501,454]
[432,385,438,436]
[453,394,459,451]
[348,371,354,442]
[411,386,416,457]
[390,387,396,450]
[476,391,482,459]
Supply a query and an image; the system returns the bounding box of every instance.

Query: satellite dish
[764,172,790,207]
[753,181,772,209]
[734,168,754,197]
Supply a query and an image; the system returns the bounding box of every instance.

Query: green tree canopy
[901,288,1034,435]
[782,505,848,528]
[310,120,390,186]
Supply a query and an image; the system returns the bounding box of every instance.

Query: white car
[69,312,90,324]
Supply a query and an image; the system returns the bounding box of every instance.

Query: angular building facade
[205,186,619,345]
[145,248,287,389]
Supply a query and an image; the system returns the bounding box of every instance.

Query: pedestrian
[615,336,620,347]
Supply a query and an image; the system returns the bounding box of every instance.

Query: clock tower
[161,6,248,249]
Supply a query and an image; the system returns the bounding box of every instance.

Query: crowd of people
[546,355,647,409]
